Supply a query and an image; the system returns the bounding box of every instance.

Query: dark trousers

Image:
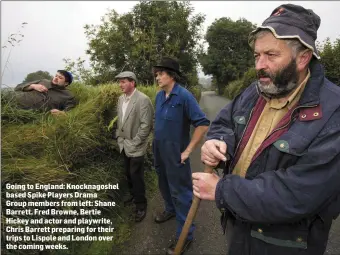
[123,150,147,210]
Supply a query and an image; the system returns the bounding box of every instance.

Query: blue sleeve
[184,91,210,128]
[206,96,239,160]
[215,110,340,224]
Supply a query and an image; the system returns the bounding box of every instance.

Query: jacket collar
[161,83,180,100]
[298,59,324,106]
[124,88,137,101]
[170,83,180,96]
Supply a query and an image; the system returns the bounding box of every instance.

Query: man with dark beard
[14,70,76,115]
[192,4,340,255]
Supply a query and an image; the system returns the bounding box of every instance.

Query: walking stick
[174,164,214,255]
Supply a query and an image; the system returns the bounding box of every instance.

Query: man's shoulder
[322,78,340,96]
[320,79,340,108]
[136,90,152,104]
[238,82,257,97]
[39,79,52,86]
[230,82,258,108]
[136,90,150,100]
[136,89,146,97]
[175,85,196,101]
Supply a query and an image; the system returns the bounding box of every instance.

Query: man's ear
[296,50,313,72]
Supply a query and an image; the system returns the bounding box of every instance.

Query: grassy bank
[1,82,201,255]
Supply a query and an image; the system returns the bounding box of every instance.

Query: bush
[188,85,202,102]
[224,67,257,99]
[242,67,257,88]
[138,85,159,106]
[223,79,244,99]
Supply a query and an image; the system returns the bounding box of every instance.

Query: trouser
[123,150,147,210]
[153,139,195,240]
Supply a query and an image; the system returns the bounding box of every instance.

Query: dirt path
[115,91,340,255]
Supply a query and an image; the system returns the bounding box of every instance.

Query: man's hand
[201,139,228,167]
[50,109,66,116]
[181,149,191,164]
[192,172,220,200]
[29,84,48,93]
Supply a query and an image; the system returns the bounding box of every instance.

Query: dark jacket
[14,79,76,111]
[207,60,340,255]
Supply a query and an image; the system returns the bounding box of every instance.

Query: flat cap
[115,71,137,83]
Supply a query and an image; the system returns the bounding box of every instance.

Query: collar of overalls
[163,82,180,99]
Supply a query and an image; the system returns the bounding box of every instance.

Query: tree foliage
[83,1,205,87]
[319,37,340,85]
[200,18,256,94]
[23,70,52,83]
[63,57,96,85]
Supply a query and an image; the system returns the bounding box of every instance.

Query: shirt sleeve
[184,91,210,127]
[15,80,42,91]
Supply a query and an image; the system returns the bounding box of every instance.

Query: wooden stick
[174,165,214,255]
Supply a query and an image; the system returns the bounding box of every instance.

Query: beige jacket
[116,89,154,157]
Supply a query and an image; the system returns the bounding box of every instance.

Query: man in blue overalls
[152,57,210,255]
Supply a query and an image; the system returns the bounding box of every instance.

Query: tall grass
[1,82,201,255]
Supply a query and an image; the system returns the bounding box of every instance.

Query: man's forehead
[254,34,287,52]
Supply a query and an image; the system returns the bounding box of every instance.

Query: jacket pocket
[232,110,248,141]
[250,223,308,250]
[123,139,138,154]
[234,115,246,125]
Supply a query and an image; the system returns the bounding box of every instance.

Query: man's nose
[255,55,268,71]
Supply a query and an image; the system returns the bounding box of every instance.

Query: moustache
[257,69,271,79]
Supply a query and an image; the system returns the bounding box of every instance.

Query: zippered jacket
[206,59,340,255]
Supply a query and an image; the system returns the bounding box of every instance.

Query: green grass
[1,82,200,255]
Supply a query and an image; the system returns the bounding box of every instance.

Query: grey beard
[256,80,298,99]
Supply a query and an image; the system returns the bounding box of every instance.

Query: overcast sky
[1,1,340,87]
